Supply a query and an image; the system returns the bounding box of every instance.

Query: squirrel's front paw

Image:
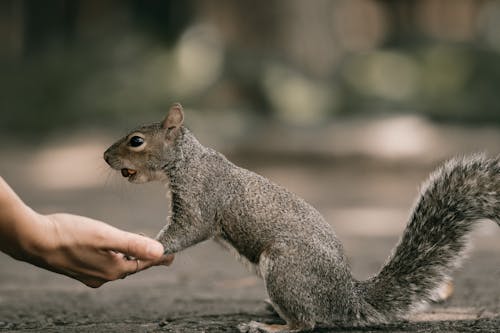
[431,280,454,303]
[237,321,290,333]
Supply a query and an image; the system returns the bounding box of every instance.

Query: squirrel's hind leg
[252,248,317,332]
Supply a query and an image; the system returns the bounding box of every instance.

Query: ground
[0,123,499,332]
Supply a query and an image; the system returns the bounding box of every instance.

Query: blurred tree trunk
[0,0,24,58]
[376,0,418,46]
[23,0,79,56]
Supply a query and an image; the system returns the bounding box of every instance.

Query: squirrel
[103,103,499,332]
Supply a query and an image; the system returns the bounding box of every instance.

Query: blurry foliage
[1,0,500,140]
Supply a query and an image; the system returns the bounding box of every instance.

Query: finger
[162,254,175,266]
[142,254,175,268]
[97,226,164,260]
[120,253,174,276]
[141,253,175,269]
[58,250,124,282]
[83,251,136,281]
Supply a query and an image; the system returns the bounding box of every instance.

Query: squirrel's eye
[129,136,144,147]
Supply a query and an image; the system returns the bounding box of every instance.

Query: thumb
[101,227,164,260]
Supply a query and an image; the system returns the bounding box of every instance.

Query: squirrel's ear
[162,103,184,137]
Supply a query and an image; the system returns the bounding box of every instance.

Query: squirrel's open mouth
[121,168,137,178]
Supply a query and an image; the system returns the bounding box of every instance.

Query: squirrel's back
[214,158,346,265]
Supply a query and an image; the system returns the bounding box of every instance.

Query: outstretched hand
[0,176,173,288]
[33,213,174,288]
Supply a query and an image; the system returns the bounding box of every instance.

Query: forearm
[0,176,48,260]
[0,176,172,287]
[156,218,213,254]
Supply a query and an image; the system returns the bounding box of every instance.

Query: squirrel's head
[103,103,184,183]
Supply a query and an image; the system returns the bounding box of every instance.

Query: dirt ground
[0,122,499,332]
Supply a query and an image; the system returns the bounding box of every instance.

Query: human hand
[0,177,173,287]
[21,212,174,288]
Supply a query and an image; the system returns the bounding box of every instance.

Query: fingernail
[147,242,164,258]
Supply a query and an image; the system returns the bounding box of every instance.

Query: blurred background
[2,0,500,134]
[0,1,500,328]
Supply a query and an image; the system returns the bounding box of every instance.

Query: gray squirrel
[103,103,500,332]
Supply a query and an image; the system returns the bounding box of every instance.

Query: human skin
[0,176,174,288]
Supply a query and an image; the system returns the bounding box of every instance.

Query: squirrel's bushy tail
[360,154,500,320]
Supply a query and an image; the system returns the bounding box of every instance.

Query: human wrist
[12,208,55,264]
[0,177,46,260]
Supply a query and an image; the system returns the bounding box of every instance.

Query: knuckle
[127,237,145,255]
[125,238,135,254]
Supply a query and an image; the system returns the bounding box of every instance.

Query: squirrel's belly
[213,236,261,277]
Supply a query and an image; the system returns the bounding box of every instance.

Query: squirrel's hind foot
[237,321,312,333]
[237,321,288,333]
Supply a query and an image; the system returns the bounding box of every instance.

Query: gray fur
[104,106,499,331]
[359,154,500,319]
